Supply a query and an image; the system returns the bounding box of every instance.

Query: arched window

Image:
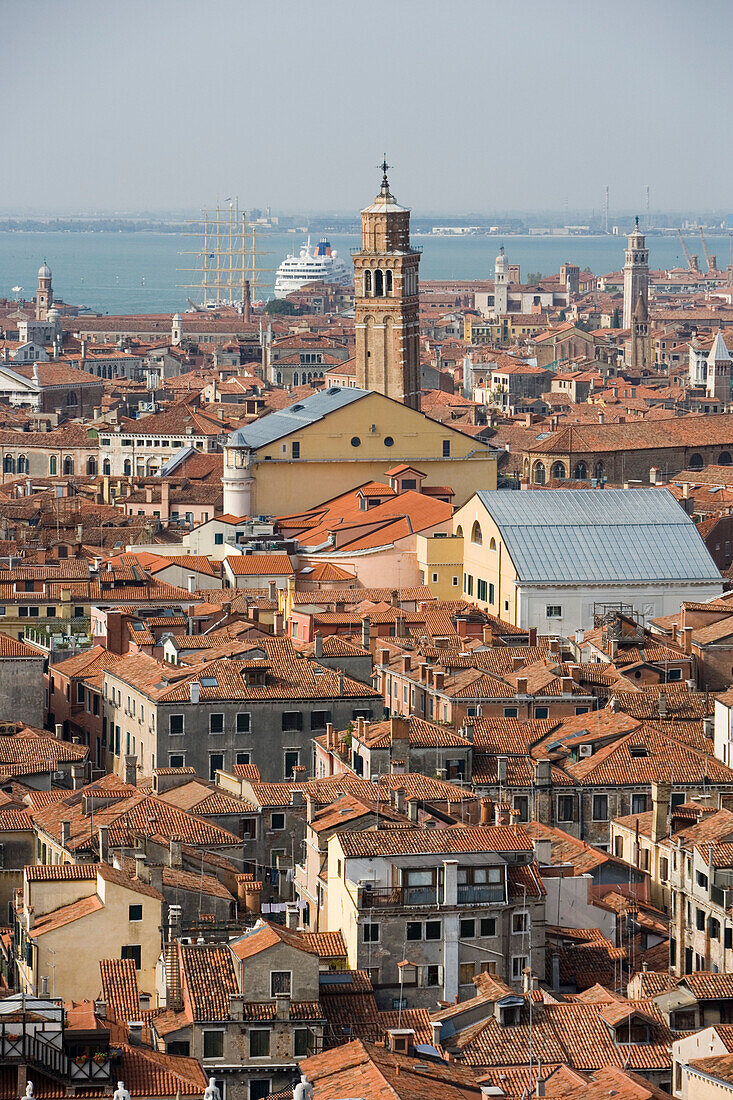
[455,525,463,538]
[594,461,604,481]
[17,455,28,474]
[471,521,483,545]
[689,453,704,470]
[374,269,384,296]
[86,457,97,476]
[364,270,372,296]
[66,391,78,407]
[533,461,546,485]
[489,537,497,551]
[3,455,14,474]
[551,461,566,480]
[386,270,393,295]
[102,459,111,476]
[62,456,74,476]
[49,455,57,476]
[276,372,282,384]
[720,452,732,466]
[574,461,587,480]
[123,460,132,476]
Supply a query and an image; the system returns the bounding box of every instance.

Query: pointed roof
[708,330,731,366]
[633,294,648,322]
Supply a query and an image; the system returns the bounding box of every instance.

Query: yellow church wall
[248,393,496,514]
[453,496,520,622]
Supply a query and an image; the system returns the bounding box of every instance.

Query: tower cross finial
[379,156,391,191]
[635,215,639,229]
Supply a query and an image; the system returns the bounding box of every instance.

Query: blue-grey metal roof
[475,488,722,584]
[158,444,198,477]
[225,386,369,450]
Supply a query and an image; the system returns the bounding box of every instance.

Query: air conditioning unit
[579,744,593,757]
[52,771,65,780]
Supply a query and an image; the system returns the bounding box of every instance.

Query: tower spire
[379,156,391,196]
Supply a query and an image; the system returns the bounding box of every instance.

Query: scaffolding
[178,200,271,309]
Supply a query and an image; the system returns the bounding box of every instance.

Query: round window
[351,436,361,447]
[384,436,394,447]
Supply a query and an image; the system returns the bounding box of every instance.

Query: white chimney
[189,681,200,704]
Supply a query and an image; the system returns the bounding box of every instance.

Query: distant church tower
[706,330,732,403]
[353,161,421,409]
[623,218,649,329]
[493,247,508,316]
[36,260,53,321]
[629,294,652,372]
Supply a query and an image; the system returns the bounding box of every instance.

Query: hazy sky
[5,0,733,215]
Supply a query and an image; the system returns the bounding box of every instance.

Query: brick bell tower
[353,160,421,409]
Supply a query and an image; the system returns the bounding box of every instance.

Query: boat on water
[273,237,351,299]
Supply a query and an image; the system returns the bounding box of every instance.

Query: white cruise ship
[273,237,352,299]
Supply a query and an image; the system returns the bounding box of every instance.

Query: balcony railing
[457,883,505,905]
[360,886,437,908]
[0,1024,112,1084]
[360,882,505,908]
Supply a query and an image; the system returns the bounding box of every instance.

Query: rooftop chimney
[61,820,71,847]
[124,755,137,787]
[169,836,183,868]
[314,633,323,659]
[189,681,200,704]
[128,1022,144,1046]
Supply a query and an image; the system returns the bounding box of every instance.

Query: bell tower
[629,294,652,372]
[353,161,421,409]
[36,260,53,322]
[623,218,649,329]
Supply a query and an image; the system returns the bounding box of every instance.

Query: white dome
[172,313,182,322]
[47,307,60,322]
[38,262,52,279]
[495,250,507,272]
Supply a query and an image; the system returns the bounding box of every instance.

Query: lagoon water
[1,229,731,316]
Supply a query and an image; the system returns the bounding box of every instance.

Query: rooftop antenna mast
[603,186,609,235]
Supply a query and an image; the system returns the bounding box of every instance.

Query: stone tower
[623,218,649,329]
[630,293,652,372]
[353,162,421,409]
[493,247,508,316]
[36,260,53,321]
[706,330,731,403]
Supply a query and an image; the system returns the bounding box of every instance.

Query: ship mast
[178,199,271,308]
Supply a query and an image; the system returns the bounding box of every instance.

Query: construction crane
[676,228,699,273]
[698,226,718,273]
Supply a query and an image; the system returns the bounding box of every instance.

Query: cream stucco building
[222,386,496,517]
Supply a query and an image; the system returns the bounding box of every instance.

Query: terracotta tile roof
[525,822,626,876]
[354,715,471,749]
[0,632,45,658]
[680,971,733,1000]
[0,726,88,777]
[100,957,140,1024]
[180,942,237,1020]
[230,918,346,961]
[107,638,380,704]
[0,807,33,831]
[31,893,104,935]
[299,1038,483,1100]
[565,726,733,786]
[337,824,534,858]
[445,996,673,1072]
[225,553,294,575]
[31,789,243,855]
